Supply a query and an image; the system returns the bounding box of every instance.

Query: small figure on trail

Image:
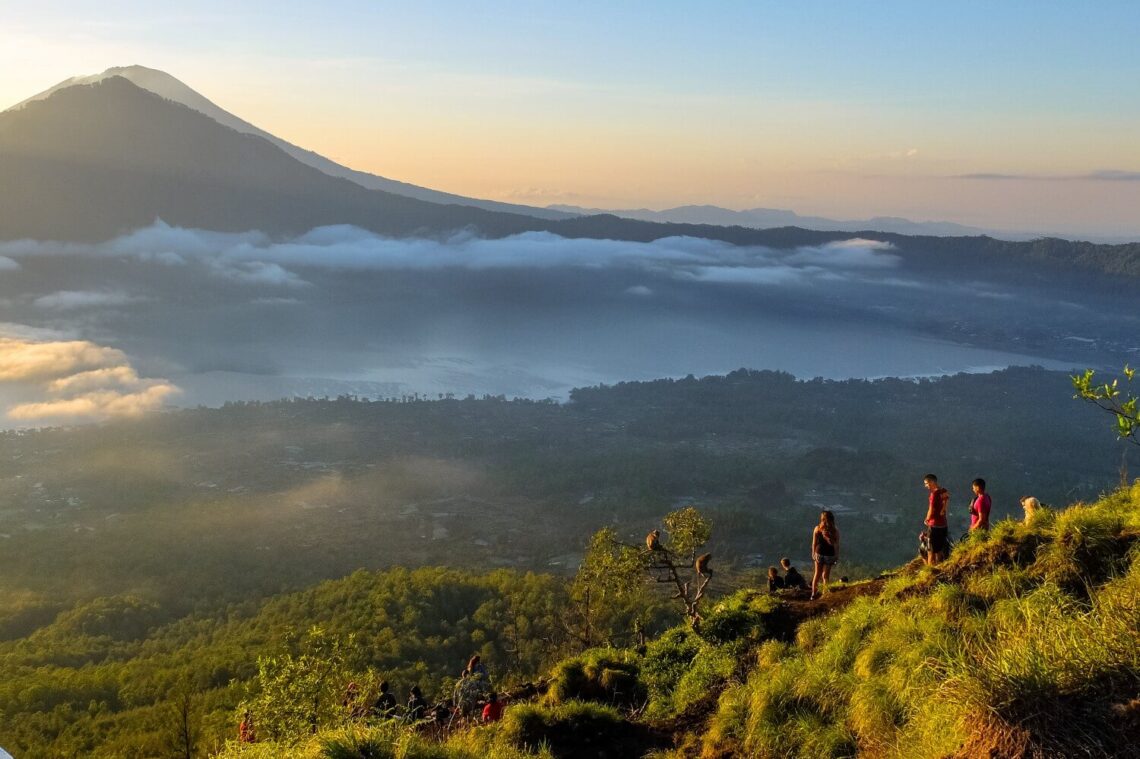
[695,553,713,576]
[455,662,493,719]
[342,681,366,719]
[407,685,428,722]
[780,558,808,591]
[968,478,992,532]
[465,654,488,679]
[767,566,785,593]
[373,680,397,719]
[922,473,950,565]
[481,691,505,723]
[810,510,839,600]
[1020,495,1040,525]
[646,529,662,552]
[238,710,256,743]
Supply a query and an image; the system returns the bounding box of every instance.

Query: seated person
[780,558,808,591]
[482,692,504,723]
[767,566,785,593]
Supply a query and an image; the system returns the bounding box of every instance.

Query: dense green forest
[0,367,1124,627]
[0,367,1133,755]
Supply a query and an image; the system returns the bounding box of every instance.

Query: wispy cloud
[33,290,146,311]
[959,170,1140,182]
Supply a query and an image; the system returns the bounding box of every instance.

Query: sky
[2,1,1139,237]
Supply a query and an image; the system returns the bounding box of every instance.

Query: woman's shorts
[929,526,949,554]
[813,553,837,566]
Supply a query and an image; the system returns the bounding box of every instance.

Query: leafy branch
[1073,366,1139,446]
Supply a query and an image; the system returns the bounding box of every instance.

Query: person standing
[968,478,991,532]
[238,710,256,743]
[407,685,428,722]
[923,474,950,565]
[810,510,839,600]
[373,681,397,719]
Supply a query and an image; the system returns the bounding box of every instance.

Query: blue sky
[3,1,1139,235]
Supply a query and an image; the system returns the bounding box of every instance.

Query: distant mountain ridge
[8,65,572,221]
[549,203,1021,239]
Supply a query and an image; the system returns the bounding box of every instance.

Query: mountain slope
[0,76,555,241]
[9,65,572,220]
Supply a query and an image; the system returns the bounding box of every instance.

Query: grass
[699,483,1140,758]
[220,483,1140,759]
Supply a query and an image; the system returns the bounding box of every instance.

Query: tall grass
[701,484,1140,758]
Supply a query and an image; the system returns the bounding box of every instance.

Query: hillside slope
[210,483,1140,758]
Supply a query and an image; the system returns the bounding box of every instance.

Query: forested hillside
[207,483,1139,759]
[0,367,1133,755]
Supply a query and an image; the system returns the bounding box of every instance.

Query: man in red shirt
[968,478,992,532]
[923,473,950,565]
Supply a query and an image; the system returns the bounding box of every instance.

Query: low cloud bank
[0,335,179,423]
[0,222,900,290]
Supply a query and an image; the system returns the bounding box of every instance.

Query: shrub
[700,590,781,646]
[544,648,643,707]
[500,700,657,759]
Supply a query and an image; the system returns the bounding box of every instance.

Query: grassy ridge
[238,483,1139,758]
[698,482,1140,758]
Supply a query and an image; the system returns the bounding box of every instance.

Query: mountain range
[547,203,1006,238]
[1,67,1139,278]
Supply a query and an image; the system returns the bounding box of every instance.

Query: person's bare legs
[820,563,832,593]
[811,561,823,599]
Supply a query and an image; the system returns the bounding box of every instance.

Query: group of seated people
[766,558,808,593]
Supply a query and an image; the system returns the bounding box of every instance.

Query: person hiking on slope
[238,710,256,743]
[923,473,950,565]
[968,478,991,532]
[810,510,839,600]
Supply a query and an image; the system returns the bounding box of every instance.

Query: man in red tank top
[923,473,950,565]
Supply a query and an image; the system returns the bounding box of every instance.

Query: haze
[3,222,1136,425]
[4,2,1140,238]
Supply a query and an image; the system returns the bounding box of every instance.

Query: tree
[245,626,356,742]
[651,507,714,629]
[566,527,646,648]
[1073,366,1139,446]
[166,684,200,759]
[571,507,715,635]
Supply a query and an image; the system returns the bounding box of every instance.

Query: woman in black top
[810,510,839,600]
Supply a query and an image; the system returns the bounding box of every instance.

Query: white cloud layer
[0,334,179,423]
[0,222,900,289]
